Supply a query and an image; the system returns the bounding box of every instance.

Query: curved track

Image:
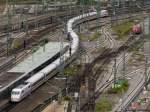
[0,11,98,112]
[1,2,150,111]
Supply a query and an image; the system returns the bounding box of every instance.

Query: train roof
[8,42,68,74]
[12,83,30,91]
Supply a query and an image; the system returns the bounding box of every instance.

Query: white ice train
[11,11,97,102]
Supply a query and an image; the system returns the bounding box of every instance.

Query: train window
[12,91,20,95]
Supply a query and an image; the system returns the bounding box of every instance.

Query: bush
[64,65,80,76]
[113,21,134,40]
[63,96,71,101]
[107,79,129,94]
[95,99,112,112]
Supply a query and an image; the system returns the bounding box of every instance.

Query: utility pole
[34,1,38,29]
[11,0,15,15]
[42,0,48,13]
[19,3,26,32]
[97,0,101,32]
[54,0,65,94]
[6,0,11,57]
[111,0,117,27]
[123,48,126,79]
[113,58,117,87]
[24,14,29,50]
[24,15,28,35]
[82,0,85,14]
[78,0,81,33]
[144,57,148,89]
[149,15,150,36]
[59,31,64,77]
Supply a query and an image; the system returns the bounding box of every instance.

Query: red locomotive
[132,24,142,34]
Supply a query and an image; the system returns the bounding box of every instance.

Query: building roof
[8,42,68,74]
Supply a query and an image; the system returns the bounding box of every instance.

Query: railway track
[69,7,148,110]
[95,52,130,90]
[108,2,150,15]
[0,10,80,58]
[1,1,150,34]
[101,25,117,49]
[80,33,143,112]
[0,7,81,33]
[0,75,66,112]
[0,5,148,59]
[0,10,85,107]
[0,23,58,58]
[0,6,86,58]
[0,4,149,111]
[18,12,145,112]
[1,9,95,110]
[114,73,145,112]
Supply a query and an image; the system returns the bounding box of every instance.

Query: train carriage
[11,11,97,102]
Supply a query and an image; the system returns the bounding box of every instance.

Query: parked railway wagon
[132,24,142,34]
[100,9,109,17]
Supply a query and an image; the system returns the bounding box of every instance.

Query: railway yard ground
[1,1,150,112]
[8,77,66,112]
[0,26,69,111]
[75,13,150,112]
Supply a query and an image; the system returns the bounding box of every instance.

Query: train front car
[132,24,142,34]
[11,83,31,102]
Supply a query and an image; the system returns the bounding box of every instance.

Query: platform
[8,42,68,74]
[0,42,68,93]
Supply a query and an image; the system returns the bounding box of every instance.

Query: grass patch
[91,46,107,54]
[78,33,84,40]
[107,79,129,94]
[89,26,100,32]
[95,99,112,112]
[90,32,101,41]
[144,35,150,42]
[112,20,134,40]
[64,64,81,76]
[78,32,101,41]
